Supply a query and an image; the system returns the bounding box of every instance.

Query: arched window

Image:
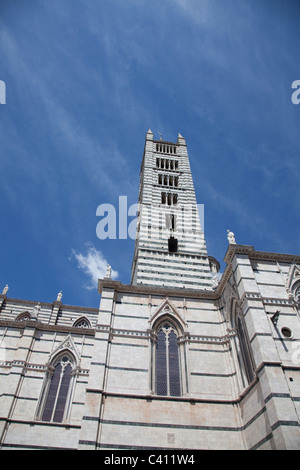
[40,353,75,423]
[16,311,31,321]
[73,317,91,328]
[155,323,181,396]
[231,305,255,388]
[237,317,254,384]
[293,282,300,306]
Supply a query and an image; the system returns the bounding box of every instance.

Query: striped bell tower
[131,130,215,290]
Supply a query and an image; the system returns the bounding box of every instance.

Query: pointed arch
[15,311,32,322]
[230,298,255,389]
[150,297,186,332]
[73,316,91,329]
[36,336,80,423]
[154,320,182,396]
[285,264,300,293]
[48,334,81,366]
[37,350,76,423]
[293,282,300,305]
[150,300,188,397]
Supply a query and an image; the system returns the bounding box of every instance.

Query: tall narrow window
[41,354,74,423]
[155,323,181,396]
[237,317,254,384]
[171,214,176,230]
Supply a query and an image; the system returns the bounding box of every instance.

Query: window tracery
[293,284,300,305]
[15,311,31,322]
[38,353,75,423]
[73,317,91,328]
[155,322,181,397]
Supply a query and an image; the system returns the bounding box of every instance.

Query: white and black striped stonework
[131,130,213,290]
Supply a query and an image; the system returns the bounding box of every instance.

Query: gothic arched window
[293,283,300,306]
[40,353,74,423]
[15,311,31,322]
[155,323,181,396]
[73,317,91,329]
[237,317,254,385]
[230,304,255,389]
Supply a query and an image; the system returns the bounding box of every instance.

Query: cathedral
[0,130,299,450]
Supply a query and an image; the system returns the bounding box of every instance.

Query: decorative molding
[110,328,151,340]
[0,359,89,376]
[98,278,218,299]
[262,298,294,307]
[0,319,95,336]
[250,252,300,264]
[186,333,233,345]
[49,334,81,364]
[97,323,236,345]
[285,264,300,304]
[223,244,254,265]
[240,292,262,306]
[149,297,187,329]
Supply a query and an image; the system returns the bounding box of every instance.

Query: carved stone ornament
[285,264,300,304]
[227,230,236,244]
[149,297,187,330]
[49,334,80,365]
[56,291,63,302]
[2,285,8,295]
[105,264,112,278]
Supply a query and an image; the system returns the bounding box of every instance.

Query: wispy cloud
[70,242,118,290]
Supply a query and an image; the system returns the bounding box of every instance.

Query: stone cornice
[98,278,218,299]
[223,244,254,265]
[2,246,299,316]
[249,250,300,264]
[223,243,300,266]
[0,296,98,313]
[99,244,300,302]
[0,319,95,336]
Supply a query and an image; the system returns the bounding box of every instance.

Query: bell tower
[131,130,214,290]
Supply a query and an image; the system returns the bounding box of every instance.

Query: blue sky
[0,0,300,307]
